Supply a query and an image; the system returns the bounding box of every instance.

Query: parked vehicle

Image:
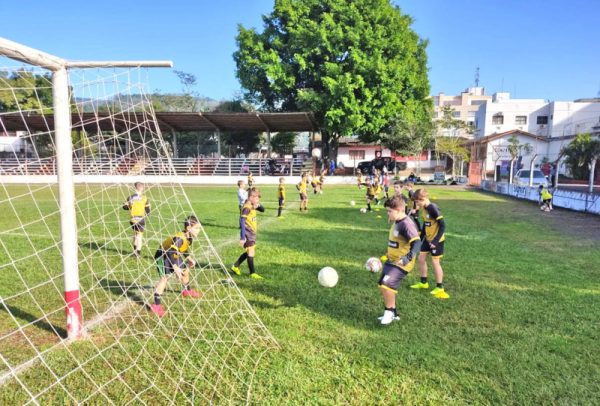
[513,169,548,187]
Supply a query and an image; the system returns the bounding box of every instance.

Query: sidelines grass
[1,184,599,404]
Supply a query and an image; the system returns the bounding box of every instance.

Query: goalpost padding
[0,65,277,404]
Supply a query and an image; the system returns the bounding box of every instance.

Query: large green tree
[234,0,430,162]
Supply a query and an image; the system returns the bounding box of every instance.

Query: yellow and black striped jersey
[241,201,258,233]
[278,184,286,199]
[125,194,149,218]
[420,203,445,243]
[366,184,376,196]
[387,217,420,272]
[298,179,308,194]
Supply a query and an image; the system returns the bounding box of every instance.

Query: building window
[515,116,527,125]
[492,114,504,125]
[452,111,460,118]
[349,150,365,160]
[537,116,548,125]
[471,100,486,106]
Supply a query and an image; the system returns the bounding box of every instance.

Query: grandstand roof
[0,112,320,133]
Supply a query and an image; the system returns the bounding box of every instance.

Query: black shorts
[279,197,285,208]
[421,239,444,258]
[366,194,375,201]
[244,239,256,249]
[300,193,307,201]
[154,251,183,277]
[130,218,146,232]
[543,199,552,204]
[378,263,408,293]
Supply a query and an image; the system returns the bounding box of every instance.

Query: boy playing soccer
[410,188,449,299]
[247,172,254,188]
[122,182,150,259]
[297,172,309,211]
[365,179,377,212]
[278,177,286,217]
[357,171,365,189]
[237,180,248,214]
[150,215,202,317]
[539,185,553,211]
[378,196,422,325]
[231,188,265,279]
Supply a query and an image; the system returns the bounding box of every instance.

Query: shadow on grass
[99,279,149,309]
[80,240,128,256]
[0,302,67,339]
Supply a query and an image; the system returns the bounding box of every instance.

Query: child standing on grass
[378,196,421,325]
[231,188,265,279]
[383,172,390,199]
[237,180,248,215]
[150,216,202,317]
[122,182,150,259]
[365,179,376,212]
[357,171,365,189]
[410,188,449,299]
[278,177,286,217]
[297,172,309,211]
[539,185,553,211]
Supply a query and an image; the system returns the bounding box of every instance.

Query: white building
[472,94,600,177]
[433,87,492,139]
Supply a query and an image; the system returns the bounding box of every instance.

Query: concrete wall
[481,180,600,215]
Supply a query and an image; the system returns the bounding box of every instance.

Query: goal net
[0,65,276,404]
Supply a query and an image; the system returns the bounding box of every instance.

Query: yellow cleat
[433,289,450,299]
[249,273,264,280]
[410,282,429,289]
[430,287,444,295]
[230,265,241,276]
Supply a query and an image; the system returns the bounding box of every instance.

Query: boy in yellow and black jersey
[539,185,553,211]
[378,196,422,325]
[150,215,202,317]
[357,172,365,189]
[277,177,286,217]
[297,172,309,211]
[231,188,265,279]
[122,182,150,258]
[403,181,420,229]
[365,180,377,212]
[410,188,449,299]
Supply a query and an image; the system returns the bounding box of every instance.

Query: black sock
[247,256,256,274]
[154,293,161,305]
[278,207,282,217]
[436,283,444,289]
[234,252,248,266]
[385,307,396,316]
[367,203,371,211]
[421,277,427,284]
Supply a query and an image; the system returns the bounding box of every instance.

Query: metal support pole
[267,131,271,158]
[54,67,82,339]
[528,154,538,186]
[228,158,231,176]
[171,129,178,158]
[589,158,597,194]
[217,130,221,157]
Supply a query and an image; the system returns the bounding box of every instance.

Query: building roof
[468,129,549,145]
[0,111,320,133]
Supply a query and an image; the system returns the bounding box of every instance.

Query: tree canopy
[561,133,600,179]
[234,0,431,161]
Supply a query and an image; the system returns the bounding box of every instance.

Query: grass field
[1,183,599,404]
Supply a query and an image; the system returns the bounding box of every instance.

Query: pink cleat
[150,304,166,317]
[182,289,202,298]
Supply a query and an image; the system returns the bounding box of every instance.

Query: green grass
[1,184,599,404]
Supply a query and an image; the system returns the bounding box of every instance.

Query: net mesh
[0,66,276,404]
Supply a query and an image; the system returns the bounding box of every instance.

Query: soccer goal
[0,37,277,404]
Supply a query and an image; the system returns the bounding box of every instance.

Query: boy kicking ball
[150,215,202,317]
[378,196,421,325]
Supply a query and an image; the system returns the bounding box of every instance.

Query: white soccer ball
[311,148,322,159]
[365,257,383,273]
[318,266,338,288]
[360,208,367,213]
[350,200,356,206]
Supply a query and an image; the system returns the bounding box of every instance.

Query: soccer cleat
[410,282,429,289]
[430,287,444,295]
[433,289,450,299]
[182,289,201,298]
[249,273,264,280]
[379,310,400,325]
[230,265,241,276]
[150,304,166,317]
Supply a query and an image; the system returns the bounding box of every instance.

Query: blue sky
[1,0,598,102]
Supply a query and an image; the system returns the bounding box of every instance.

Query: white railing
[0,156,307,177]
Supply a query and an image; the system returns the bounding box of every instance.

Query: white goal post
[0,37,172,339]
